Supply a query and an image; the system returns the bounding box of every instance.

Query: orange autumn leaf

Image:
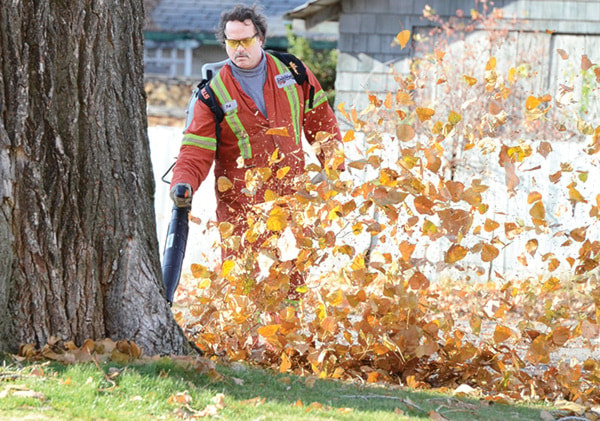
[395,29,411,49]
[494,325,513,343]
[383,91,393,109]
[551,326,570,347]
[416,107,435,122]
[508,67,516,85]
[342,129,355,143]
[525,96,541,110]
[481,243,500,262]
[408,271,430,290]
[526,239,539,256]
[257,324,280,337]
[413,195,435,215]
[485,56,497,70]
[396,124,415,141]
[463,75,477,86]
[581,54,593,71]
[444,244,468,264]
[557,49,569,60]
[267,206,287,231]
[279,352,291,373]
[217,176,233,192]
[529,200,546,220]
[276,166,290,180]
[399,241,416,262]
[266,126,289,137]
[568,182,587,203]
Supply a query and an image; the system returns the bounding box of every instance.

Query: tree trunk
[0,1,188,355]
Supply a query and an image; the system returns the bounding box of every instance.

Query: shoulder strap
[268,50,315,109]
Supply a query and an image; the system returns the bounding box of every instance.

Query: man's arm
[170,99,218,194]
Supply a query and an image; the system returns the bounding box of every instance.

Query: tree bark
[0,1,188,355]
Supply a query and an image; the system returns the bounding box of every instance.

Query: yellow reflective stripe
[271,54,301,145]
[211,74,252,159]
[305,89,328,111]
[182,133,217,151]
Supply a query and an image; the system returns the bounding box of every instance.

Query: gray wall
[334,0,600,118]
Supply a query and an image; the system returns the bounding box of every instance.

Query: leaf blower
[161,184,190,304]
[160,60,228,304]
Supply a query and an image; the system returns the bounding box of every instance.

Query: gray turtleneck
[230,52,267,118]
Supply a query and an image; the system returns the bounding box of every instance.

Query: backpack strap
[268,50,315,108]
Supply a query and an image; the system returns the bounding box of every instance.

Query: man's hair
[216,4,268,45]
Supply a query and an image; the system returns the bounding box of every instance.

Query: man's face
[224,19,263,69]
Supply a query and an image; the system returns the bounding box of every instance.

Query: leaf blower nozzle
[162,184,191,305]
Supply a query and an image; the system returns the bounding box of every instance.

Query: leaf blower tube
[162,184,190,304]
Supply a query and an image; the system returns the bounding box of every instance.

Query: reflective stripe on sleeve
[182,133,217,151]
[306,89,328,112]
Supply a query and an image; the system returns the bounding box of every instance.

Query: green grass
[0,357,554,420]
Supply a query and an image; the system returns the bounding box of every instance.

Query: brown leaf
[413,195,435,215]
[493,325,512,343]
[557,48,569,60]
[444,244,468,264]
[525,239,538,256]
[217,176,233,192]
[581,54,593,71]
[416,107,435,122]
[481,243,499,262]
[396,124,415,141]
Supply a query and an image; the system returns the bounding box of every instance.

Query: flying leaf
[416,107,435,122]
[526,239,538,256]
[384,91,393,109]
[525,96,541,111]
[396,124,415,141]
[399,241,416,261]
[267,206,287,231]
[551,326,570,346]
[266,126,289,137]
[481,243,499,262]
[395,29,411,49]
[413,195,435,215]
[537,141,552,158]
[343,129,355,143]
[463,75,477,86]
[529,200,546,220]
[217,176,233,192]
[581,54,593,71]
[444,244,468,264]
[508,67,516,85]
[484,218,500,232]
[221,260,235,278]
[448,111,462,125]
[191,263,211,279]
[568,182,587,203]
[408,271,430,290]
[485,56,497,71]
[494,325,513,343]
[276,166,290,180]
[258,324,280,337]
[557,49,568,60]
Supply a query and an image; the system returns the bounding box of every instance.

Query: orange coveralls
[171,52,343,247]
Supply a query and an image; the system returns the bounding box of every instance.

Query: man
[170,4,343,294]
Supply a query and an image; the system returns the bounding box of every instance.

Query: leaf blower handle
[162,183,192,305]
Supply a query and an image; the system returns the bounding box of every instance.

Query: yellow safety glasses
[224,34,258,49]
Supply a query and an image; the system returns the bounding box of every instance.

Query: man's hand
[170,183,193,208]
